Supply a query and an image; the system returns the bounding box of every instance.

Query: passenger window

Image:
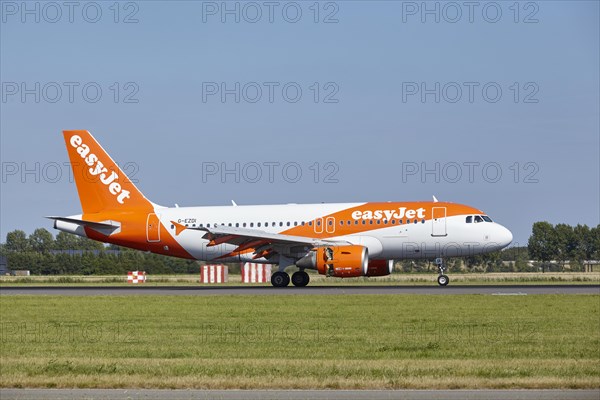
[466,216,472,223]
[243,223,246,227]
[257,223,261,227]
[287,222,291,226]
[235,223,239,227]
[391,220,396,225]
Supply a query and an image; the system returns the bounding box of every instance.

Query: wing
[171,221,348,260]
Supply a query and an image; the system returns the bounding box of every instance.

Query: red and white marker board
[127,271,146,284]
[201,264,228,283]
[242,263,272,283]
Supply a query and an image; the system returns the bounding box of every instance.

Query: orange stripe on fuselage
[280,202,481,238]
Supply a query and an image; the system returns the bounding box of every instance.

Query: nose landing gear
[435,258,450,286]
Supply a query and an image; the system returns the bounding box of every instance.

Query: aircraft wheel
[291,271,310,287]
[437,274,449,286]
[271,271,290,287]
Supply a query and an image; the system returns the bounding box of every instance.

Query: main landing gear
[271,270,310,287]
[291,270,310,287]
[271,271,290,287]
[435,258,450,286]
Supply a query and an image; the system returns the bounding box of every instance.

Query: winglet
[171,220,187,236]
[432,195,439,203]
[231,200,237,206]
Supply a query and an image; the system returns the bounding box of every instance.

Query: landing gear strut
[291,270,310,287]
[271,271,290,287]
[435,258,449,286]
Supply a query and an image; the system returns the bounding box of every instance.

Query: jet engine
[296,245,368,277]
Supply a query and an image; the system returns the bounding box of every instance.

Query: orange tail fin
[63,130,152,213]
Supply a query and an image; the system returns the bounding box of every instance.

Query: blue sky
[1,0,598,245]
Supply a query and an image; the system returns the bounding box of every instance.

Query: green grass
[1,272,599,286]
[1,294,599,389]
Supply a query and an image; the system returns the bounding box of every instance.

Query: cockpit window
[482,215,493,222]
[466,216,472,223]
[474,215,484,223]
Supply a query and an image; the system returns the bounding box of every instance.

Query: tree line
[1,222,599,275]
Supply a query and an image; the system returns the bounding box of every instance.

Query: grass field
[1,272,599,286]
[1,294,599,389]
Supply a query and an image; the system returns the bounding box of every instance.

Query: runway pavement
[1,284,598,296]
[1,389,599,400]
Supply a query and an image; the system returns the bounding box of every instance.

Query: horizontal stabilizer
[46,216,121,236]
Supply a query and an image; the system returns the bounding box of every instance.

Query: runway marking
[492,292,528,295]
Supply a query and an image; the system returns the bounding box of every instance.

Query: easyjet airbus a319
[49,130,513,287]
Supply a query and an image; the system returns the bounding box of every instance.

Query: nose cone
[497,225,513,248]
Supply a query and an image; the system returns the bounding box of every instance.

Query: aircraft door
[147,213,161,242]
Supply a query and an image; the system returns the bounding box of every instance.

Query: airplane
[49,130,513,287]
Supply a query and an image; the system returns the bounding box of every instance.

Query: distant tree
[54,231,80,250]
[29,228,54,253]
[76,236,105,251]
[591,225,600,260]
[5,230,31,252]
[528,222,557,272]
[554,223,575,269]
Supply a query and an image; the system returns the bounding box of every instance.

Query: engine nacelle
[296,245,368,277]
[365,259,394,277]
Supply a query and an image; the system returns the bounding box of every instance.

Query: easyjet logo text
[69,135,130,204]
[352,207,426,220]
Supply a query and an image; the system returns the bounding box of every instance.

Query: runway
[1,389,599,400]
[1,284,598,296]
